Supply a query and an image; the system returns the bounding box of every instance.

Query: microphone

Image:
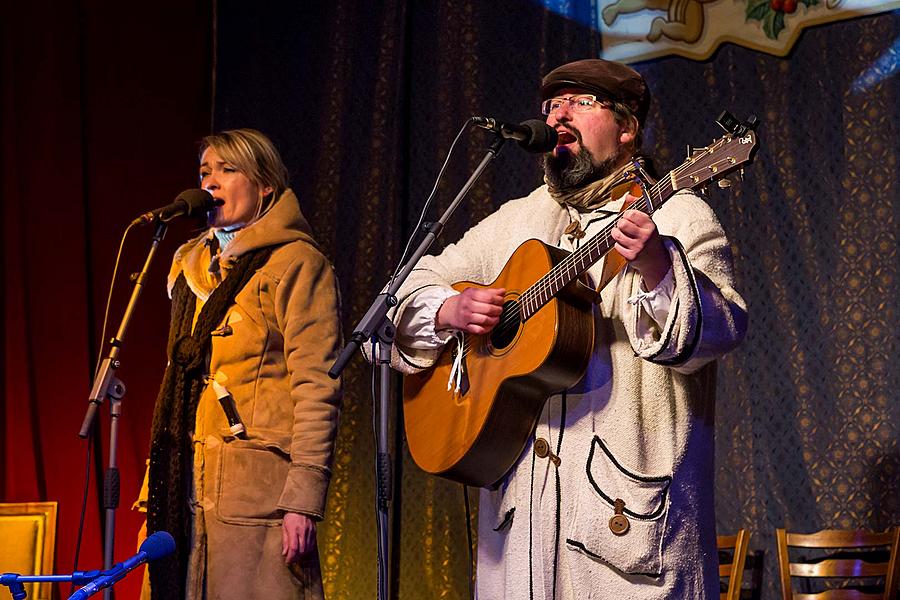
[130,189,223,226]
[473,117,558,153]
[68,531,176,600]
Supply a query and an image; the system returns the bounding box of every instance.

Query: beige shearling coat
[390,185,747,599]
[142,189,342,600]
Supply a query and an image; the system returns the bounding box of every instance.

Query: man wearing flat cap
[390,59,747,598]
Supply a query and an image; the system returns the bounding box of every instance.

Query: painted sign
[594,0,900,63]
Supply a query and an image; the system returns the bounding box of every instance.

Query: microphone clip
[471,116,558,153]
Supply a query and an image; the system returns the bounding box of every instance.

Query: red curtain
[2,2,212,597]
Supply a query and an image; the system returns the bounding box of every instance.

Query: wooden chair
[719,529,752,600]
[0,501,58,600]
[776,527,900,600]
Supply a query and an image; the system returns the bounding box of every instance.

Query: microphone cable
[371,119,474,597]
[92,222,138,382]
[70,221,136,596]
[377,118,516,599]
[381,117,502,599]
[386,117,475,293]
[70,200,210,594]
[69,424,94,599]
[464,485,476,600]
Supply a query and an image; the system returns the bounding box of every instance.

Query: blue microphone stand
[0,571,100,600]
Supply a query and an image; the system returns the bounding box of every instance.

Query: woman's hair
[199,128,289,195]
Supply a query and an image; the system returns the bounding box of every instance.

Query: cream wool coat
[142,190,342,600]
[390,185,747,599]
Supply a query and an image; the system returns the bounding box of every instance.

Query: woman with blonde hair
[140,128,341,599]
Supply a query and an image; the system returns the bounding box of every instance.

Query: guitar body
[403,239,595,488]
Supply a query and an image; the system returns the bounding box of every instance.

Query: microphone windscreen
[140,531,176,561]
[175,188,218,216]
[518,120,558,153]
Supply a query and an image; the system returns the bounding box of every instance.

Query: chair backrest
[0,501,58,600]
[719,529,752,600]
[776,527,900,600]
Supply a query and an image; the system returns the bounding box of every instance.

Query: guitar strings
[509,191,658,328]
[475,192,659,348]
[515,144,730,322]
[518,175,668,312]
[492,146,731,339]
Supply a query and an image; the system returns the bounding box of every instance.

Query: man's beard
[542,131,624,193]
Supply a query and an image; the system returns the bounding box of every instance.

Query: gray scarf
[545,159,646,213]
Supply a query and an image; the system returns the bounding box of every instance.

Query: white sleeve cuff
[628,267,675,331]
[395,287,460,350]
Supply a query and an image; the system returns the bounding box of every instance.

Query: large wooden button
[609,498,630,536]
[533,438,561,466]
[609,514,630,535]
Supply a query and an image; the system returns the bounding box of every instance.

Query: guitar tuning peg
[717,178,732,189]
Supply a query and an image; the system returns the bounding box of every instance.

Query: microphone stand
[0,571,101,600]
[329,135,507,600]
[78,219,168,600]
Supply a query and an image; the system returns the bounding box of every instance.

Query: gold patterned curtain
[212,1,899,597]
[643,13,899,597]
[691,16,897,597]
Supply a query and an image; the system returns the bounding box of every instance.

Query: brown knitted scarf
[146,246,272,600]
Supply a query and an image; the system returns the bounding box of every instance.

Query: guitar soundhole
[490,300,521,350]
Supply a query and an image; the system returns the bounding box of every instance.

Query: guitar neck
[515,128,757,320]
[518,175,675,321]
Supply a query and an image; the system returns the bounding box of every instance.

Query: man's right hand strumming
[436,287,506,335]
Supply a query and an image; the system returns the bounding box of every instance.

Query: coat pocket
[565,436,671,577]
[207,435,291,525]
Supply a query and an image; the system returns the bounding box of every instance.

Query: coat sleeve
[615,190,748,374]
[387,195,541,374]
[272,249,343,519]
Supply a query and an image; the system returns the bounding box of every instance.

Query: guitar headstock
[671,113,759,192]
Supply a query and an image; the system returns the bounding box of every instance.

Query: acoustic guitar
[403,115,759,488]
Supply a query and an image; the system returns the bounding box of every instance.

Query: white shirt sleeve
[629,267,675,332]
[394,287,459,350]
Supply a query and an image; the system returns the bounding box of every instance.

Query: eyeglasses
[540,94,613,116]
